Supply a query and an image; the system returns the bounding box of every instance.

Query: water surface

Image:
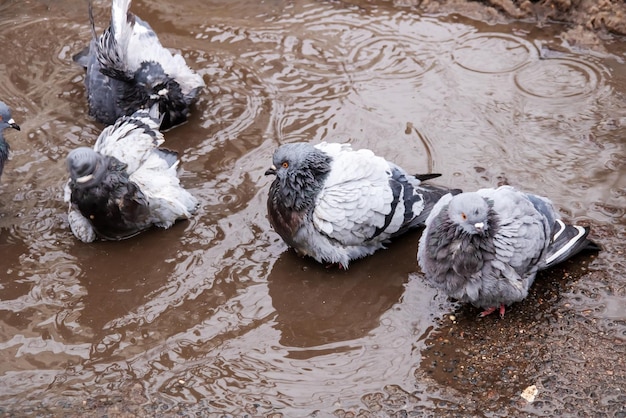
[0,0,624,415]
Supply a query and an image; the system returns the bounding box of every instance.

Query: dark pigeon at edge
[0,101,21,179]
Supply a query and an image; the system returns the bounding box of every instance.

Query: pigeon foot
[325,262,345,270]
[478,303,506,318]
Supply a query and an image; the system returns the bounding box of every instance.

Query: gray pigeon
[0,101,20,178]
[73,0,205,130]
[64,106,198,243]
[417,185,599,318]
[265,142,461,269]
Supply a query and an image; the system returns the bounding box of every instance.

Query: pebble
[520,384,538,403]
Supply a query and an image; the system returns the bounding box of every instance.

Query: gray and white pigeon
[73,0,205,130]
[417,185,600,318]
[64,106,198,243]
[265,142,461,269]
[0,101,20,178]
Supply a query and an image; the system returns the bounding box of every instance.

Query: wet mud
[347,0,626,54]
[0,0,625,416]
[409,0,626,34]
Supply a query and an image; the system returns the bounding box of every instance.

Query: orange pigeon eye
[461,212,467,221]
[282,161,289,169]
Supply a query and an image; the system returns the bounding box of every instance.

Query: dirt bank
[358,0,622,55]
[414,0,626,35]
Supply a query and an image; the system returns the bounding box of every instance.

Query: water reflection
[267,232,417,352]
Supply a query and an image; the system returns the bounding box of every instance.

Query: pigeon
[64,106,198,242]
[265,141,461,269]
[0,101,20,178]
[73,0,205,130]
[417,185,600,318]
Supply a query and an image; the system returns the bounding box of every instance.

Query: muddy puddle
[0,0,624,416]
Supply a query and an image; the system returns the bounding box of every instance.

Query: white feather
[131,156,198,227]
[94,110,162,173]
[312,142,395,245]
[111,0,205,96]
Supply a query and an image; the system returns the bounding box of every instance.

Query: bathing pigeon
[0,101,20,178]
[265,141,461,269]
[417,185,600,318]
[73,0,205,130]
[64,106,198,242]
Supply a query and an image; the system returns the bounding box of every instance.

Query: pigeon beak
[8,118,20,131]
[474,222,485,232]
[76,174,95,183]
[264,164,277,176]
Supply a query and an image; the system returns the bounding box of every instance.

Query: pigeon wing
[125,16,205,98]
[479,186,551,275]
[312,143,398,245]
[130,152,198,228]
[94,108,163,174]
[83,39,126,125]
[95,0,133,81]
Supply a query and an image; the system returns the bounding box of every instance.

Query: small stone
[520,384,538,403]
[449,315,456,321]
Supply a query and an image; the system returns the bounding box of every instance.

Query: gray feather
[418,185,599,315]
[265,141,459,269]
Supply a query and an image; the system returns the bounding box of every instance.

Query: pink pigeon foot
[478,303,506,318]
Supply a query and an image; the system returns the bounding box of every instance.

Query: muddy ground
[413,0,626,34]
[372,0,626,52]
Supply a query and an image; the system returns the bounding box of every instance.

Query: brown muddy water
[0,0,625,416]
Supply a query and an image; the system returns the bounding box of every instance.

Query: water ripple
[346,34,436,81]
[452,33,538,74]
[514,58,601,99]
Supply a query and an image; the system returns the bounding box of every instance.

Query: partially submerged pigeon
[418,185,600,318]
[74,0,205,130]
[265,141,461,269]
[64,106,198,242]
[0,101,20,178]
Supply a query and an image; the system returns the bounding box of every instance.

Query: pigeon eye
[281,162,289,169]
[461,212,467,221]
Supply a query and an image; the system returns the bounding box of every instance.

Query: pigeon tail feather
[543,220,600,268]
[413,173,441,182]
[111,0,133,42]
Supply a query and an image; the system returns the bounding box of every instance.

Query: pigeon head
[265,143,332,210]
[447,193,491,235]
[135,62,183,103]
[128,61,186,128]
[135,61,169,91]
[66,147,108,188]
[0,101,20,133]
